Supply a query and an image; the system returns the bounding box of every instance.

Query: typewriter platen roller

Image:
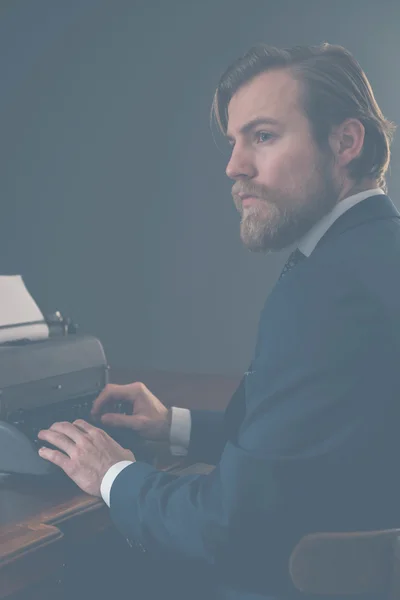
[0,334,141,475]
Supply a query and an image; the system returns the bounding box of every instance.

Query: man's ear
[329,119,365,168]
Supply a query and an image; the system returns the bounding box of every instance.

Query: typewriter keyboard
[6,394,131,450]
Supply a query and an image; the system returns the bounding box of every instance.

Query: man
[38,43,399,599]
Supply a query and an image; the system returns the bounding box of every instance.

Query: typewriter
[0,314,143,476]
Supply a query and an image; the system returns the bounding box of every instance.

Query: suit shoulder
[308,216,400,310]
[313,216,400,272]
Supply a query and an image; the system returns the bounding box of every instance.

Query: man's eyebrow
[226,117,280,142]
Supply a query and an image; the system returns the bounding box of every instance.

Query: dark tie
[278,248,305,281]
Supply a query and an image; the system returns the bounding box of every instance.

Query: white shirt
[100,187,384,507]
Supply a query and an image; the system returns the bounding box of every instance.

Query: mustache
[231,182,268,199]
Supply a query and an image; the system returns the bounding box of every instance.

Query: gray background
[1,0,399,375]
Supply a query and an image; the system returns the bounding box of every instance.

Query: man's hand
[91,382,171,442]
[37,420,135,496]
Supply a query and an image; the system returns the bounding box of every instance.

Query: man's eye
[255,131,274,143]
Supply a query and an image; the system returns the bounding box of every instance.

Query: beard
[233,153,340,253]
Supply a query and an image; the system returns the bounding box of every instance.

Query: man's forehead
[226,69,300,133]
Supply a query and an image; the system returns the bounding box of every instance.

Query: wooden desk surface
[0,369,238,599]
[0,473,109,598]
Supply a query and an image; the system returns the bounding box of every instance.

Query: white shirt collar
[297,188,385,257]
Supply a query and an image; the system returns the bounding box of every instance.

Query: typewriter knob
[46,311,78,335]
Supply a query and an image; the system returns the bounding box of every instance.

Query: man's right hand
[91,382,170,442]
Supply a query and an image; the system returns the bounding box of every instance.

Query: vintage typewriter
[0,313,143,476]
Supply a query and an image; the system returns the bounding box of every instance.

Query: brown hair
[212,43,396,192]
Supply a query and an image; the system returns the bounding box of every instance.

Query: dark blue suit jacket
[110,194,400,599]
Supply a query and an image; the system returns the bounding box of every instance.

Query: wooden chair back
[289,528,400,598]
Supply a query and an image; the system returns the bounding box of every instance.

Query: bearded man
[38,43,399,600]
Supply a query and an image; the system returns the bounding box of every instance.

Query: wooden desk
[0,370,238,600]
[0,476,110,599]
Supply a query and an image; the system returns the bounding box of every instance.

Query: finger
[38,446,70,470]
[46,421,86,444]
[37,429,76,455]
[91,383,127,416]
[91,382,144,416]
[72,419,98,433]
[100,412,140,429]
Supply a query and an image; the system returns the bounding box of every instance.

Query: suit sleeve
[186,409,225,464]
[185,375,246,464]
[109,260,396,589]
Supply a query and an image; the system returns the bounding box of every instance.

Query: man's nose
[225,146,257,180]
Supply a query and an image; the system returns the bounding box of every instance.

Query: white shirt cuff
[170,406,191,456]
[100,460,134,507]
[101,408,192,506]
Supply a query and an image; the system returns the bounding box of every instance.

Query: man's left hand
[37,420,135,496]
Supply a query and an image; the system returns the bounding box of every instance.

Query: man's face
[226,69,340,252]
